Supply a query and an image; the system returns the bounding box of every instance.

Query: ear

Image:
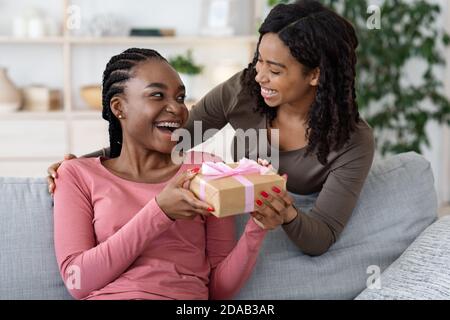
[309,68,320,87]
[110,96,125,119]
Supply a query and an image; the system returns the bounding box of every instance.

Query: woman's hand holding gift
[252,159,298,228]
[156,168,215,221]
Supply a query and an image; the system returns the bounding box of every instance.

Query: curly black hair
[242,0,360,165]
[101,48,167,158]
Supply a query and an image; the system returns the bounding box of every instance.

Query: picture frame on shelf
[200,0,235,36]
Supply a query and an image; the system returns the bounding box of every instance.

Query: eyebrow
[267,60,287,69]
[145,83,186,91]
[257,54,287,69]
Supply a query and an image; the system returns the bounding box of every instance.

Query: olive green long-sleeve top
[96,71,375,256]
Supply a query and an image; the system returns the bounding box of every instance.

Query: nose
[165,99,185,116]
[255,68,269,85]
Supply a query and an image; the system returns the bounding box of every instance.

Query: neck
[278,88,316,124]
[112,141,175,178]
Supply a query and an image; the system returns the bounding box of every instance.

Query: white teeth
[261,88,277,96]
[155,122,181,128]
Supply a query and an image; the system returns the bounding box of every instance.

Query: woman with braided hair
[53,48,271,300]
[49,0,374,257]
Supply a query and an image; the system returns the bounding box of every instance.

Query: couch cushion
[235,152,438,299]
[0,177,72,300]
[355,216,450,300]
[0,152,438,300]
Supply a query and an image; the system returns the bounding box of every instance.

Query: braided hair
[102,48,167,158]
[242,0,360,165]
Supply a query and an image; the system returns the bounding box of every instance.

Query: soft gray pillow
[0,177,72,300]
[235,152,438,299]
[356,216,450,300]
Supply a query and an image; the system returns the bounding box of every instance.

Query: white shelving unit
[0,33,257,118]
[0,0,259,177]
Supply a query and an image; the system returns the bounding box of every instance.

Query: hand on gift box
[257,158,274,171]
[156,168,215,221]
[190,158,287,219]
[251,174,298,229]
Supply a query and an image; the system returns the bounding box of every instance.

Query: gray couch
[1,152,449,300]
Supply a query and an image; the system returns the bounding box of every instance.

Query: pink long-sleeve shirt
[53,152,267,300]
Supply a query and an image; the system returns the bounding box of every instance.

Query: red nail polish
[190,167,200,173]
[256,200,263,206]
[207,207,215,212]
[272,186,281,193]
[261,191,269,198]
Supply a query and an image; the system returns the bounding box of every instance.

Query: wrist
[155,196,172,220]
[284,205,298,225]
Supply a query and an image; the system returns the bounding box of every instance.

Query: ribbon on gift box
[198,158,273,213]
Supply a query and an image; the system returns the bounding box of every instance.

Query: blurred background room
[0,0,449,215]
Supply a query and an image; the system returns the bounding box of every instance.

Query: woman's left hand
[251,185,298,229]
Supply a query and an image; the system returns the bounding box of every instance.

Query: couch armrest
[356,216,450,300]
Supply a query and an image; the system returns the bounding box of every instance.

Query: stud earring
[118,114,123,119]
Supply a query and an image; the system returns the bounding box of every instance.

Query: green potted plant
[169,50,204,101]
[267,0,450,156]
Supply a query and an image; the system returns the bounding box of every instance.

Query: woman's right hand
[47,154,77,194]
[156,168,214,221]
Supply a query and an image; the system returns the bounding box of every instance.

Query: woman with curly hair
[48,0,374,256]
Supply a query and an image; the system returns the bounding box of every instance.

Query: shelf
[0,110,106,121]
[0,111,67,120]
[0,35,258,46]
[71,110,103,120]
[0,36,65,44]
[69,35,258,45]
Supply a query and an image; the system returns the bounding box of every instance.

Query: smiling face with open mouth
[111,59,189,155]
[255,32,319,109]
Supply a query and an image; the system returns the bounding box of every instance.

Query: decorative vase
[80,85,102,110]
[0,68,22,113]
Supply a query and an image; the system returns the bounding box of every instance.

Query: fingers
[47,162,61,179]
[47,176,56,194]
[183,190,214,213]
[252,203,283,230]
[269,186,293,207]
[254,199,277,217]
[250,211,263,221]
[47,155,76,180]
[252,216,266,229]
[258,190,287,214]
[191,208,213,217]
[257,158,273,169]
[258,158,269,166]
[47,161,61,193]
[64,154,77,160]
[181,180,190,190]
[175,168,200,187]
